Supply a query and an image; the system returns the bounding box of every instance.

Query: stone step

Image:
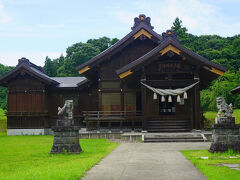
[147,129,191,132]
[147,119,191,132]
[147,125,190,129]
[143,133,204,142]
[144,138,204,142]
[144,135,202,138]
[148,122,190,126]
[148,120,190,123]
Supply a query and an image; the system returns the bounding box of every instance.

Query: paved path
[82,142,210,180]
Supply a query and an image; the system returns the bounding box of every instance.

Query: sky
[0,0,240,67]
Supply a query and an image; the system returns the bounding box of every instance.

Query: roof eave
[231,87,240,94]
[75,23,161,72]
[116,38,227,76]
[0,63,59,86]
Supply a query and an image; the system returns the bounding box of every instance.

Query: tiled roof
[51,77,88,88]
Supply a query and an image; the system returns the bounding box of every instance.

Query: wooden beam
[119,70,133,79]
[210,67,224,76]
[203,66,224,76]
[160,45,181,56]
[133,29,152,39]
[78,66,90,74]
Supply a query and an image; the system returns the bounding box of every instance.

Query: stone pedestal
[50,119,82,154]
[209,117,240,153]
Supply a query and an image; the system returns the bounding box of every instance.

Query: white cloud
[113,0,240,37]
[0,2,11,24]
[0,51,66,67]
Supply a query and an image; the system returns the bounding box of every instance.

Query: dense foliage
[0,64,14,109]
[0,18,240,111]
[43,37,119,77]
[172,18,240,111]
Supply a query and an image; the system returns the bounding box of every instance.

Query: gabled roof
[0,58,59,87]
[231,86,240,94]
[116,30,227,79]
[76,14,162,74]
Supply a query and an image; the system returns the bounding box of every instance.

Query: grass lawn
[0,108,6,136]
[0,136,118,180]
[182,150,240,180]
[204,109,240,124]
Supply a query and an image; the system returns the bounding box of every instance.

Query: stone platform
[209,122,240,153]
[51,126,82,154]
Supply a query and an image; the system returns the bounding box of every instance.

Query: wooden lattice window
[102,93,121,111]
[124,92,136,111]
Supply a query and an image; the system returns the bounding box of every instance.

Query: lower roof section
[51,77,89,88]
[231,86,240,94]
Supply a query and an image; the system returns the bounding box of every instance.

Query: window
[101,93,121,111]
[124,92,136,111]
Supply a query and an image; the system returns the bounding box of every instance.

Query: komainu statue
[57,100,73,127]
[209,97,240,153]
[216,97,233,118]
[51,99,82,154]
[58,100,73,119]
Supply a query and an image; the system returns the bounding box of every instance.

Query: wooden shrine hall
[0,14,226,135]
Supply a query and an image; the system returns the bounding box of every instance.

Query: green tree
[57,37,119,76]
[59,42,100,76]
[43,56,56,77]
[171,17,195,48]
[0,64,14,110]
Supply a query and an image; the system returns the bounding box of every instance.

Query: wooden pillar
[190,90,194,129]
[98,90,102,111]
[120,80,124,112]
[98,78,101,111]
[194,70,200,129]
[141,70,147,130]
[7,89,9,129]
[194,83,200,129]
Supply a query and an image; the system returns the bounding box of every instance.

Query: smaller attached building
[0,58,88,135]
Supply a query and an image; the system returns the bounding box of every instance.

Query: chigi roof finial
[162,30,179,42]
[18,57,30,65]
[131,14,154,30]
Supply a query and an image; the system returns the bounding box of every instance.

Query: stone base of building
[51,126,82,154]
[7,129,53,136]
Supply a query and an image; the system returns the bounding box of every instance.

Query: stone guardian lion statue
[58,100,73,120]
[216,97,233,118]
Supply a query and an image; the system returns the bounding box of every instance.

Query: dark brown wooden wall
[100,38,156,80]
[8,93,44,112]
[8,75,46,112]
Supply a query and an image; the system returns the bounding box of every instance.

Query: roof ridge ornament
[162,30,179,42]
[131,14,154,30]
[17,57,45,73]
[18,57,30,66]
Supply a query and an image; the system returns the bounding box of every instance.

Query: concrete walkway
[82,142,210,180]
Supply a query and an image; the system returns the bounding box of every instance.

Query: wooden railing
[6,111,48,116]
[82,111,143,130]
[83,111,143,120]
